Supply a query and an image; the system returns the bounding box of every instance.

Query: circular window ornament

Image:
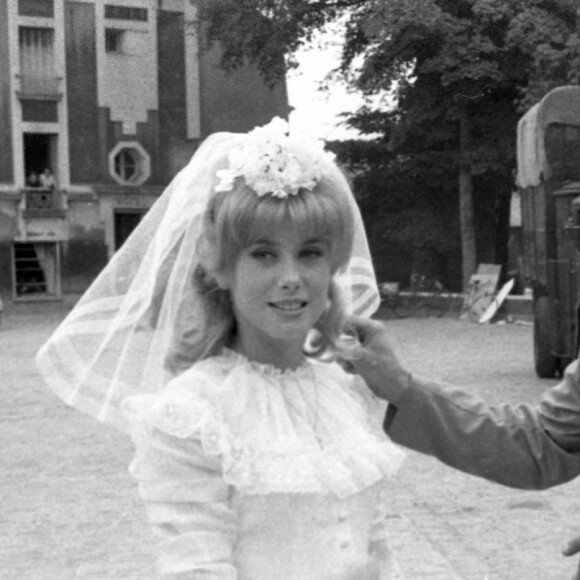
[108,141,151,186]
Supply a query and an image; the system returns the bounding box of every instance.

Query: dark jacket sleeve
[384,360,580,490]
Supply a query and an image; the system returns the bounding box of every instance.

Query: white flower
[215,117,335,198]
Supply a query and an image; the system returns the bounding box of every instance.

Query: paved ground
[2,304,580,579]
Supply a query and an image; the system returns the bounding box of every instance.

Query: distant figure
[39,168,55,191]
[26,171,40,188]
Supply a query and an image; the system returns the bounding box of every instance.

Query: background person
[39,167,55,190]
[26,171,40,187]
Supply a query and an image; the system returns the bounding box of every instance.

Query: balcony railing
[20,188,67,214]
[18,75,61,98]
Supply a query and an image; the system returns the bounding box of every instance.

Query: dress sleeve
[130,427,238,579]
[122,385,238,580]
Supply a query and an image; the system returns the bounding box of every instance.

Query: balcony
[20,187,67,217]
[17,75,62,100]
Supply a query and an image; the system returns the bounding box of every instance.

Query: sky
[286,27,364,141]
[286,23,392,142]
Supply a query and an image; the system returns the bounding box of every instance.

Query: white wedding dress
[122,349,406,579]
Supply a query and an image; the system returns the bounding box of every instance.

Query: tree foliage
[197,0,359,81]
[197,0,580,290]
[339,0,580,287]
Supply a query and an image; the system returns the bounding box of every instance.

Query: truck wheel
[534,296,559,378]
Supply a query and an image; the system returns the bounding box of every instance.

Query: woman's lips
[269,299,307,311]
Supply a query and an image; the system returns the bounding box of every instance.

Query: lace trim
[122,386,404,498]
[220,348,312,380]
[220,438,405,498]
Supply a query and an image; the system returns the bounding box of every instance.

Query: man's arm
[345,316,580,490]
[385,368,580,489]
[537,360,580,453]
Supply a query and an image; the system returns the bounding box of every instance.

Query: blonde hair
[165,173,355,375]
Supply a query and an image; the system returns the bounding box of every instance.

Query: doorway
[23,133,57,185]
[114,209,146,251]
[12,241,60,298]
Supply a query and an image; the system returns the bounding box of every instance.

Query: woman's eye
[250,249,275,260]
[301,247,324,259]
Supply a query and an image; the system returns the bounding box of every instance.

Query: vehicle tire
[534,296,559,378]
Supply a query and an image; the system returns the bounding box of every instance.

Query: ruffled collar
[220,347,312,380]
[123,352,405,498]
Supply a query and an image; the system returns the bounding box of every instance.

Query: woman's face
[220,223,333,366]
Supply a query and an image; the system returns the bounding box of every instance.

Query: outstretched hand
[340,315,411,404]
[563,536,580,580]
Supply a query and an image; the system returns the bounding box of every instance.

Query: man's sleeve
[384,361,580,490]
[538,360,580,452]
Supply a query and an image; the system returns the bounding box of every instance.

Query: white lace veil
[36,122,380,432]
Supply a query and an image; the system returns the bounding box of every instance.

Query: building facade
[0,0,289,300]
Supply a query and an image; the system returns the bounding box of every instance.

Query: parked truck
[517,86,580,378]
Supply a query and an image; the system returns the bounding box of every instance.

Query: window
[105,28,125,53]
[20,27,55,69]
[21,100,58,122]
[19,27,58,96]
[108,142,151,186]
[18,0,54,18]
[545,123,580,182]
[105,5,147,21]
[114,149,137,182]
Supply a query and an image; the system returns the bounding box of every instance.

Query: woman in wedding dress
[37,117,405,579]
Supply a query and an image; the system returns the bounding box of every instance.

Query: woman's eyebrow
[249,238,278,247]
[249,236,327,247]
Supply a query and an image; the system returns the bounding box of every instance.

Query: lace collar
[219,347,313,380]
[123,349,405,498]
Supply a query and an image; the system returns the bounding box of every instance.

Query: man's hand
[341,315,412,404]
[562,535,580,580]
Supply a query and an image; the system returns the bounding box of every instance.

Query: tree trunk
[458,105,477,291]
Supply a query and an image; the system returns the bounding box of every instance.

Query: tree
[197,0,580,289]
[326,137,461,287]
[342,0,580,288]
[196,0,355,82]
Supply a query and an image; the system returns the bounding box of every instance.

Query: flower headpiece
[215,117,336,198]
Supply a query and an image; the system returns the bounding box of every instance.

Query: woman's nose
[279,258,301,291]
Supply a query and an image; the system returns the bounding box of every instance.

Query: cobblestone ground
[2,306,580,579]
